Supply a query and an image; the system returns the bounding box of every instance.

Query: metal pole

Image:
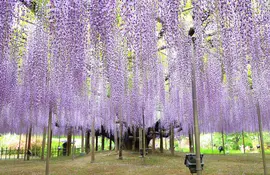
[45,108,52,175]
[142,108,145,158]
[256,103,267,175]
[191,36,202,175]
[222,130,225,155]
[242,130,245,154]
[91,117,95,163]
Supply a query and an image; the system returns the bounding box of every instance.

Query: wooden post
[256,103,267,175]
[17,133,21,159]
[27,126,32,160]
[91,118,95,163]
[41,127,46,160]
[81,129,84,153]
[45,108,52,175]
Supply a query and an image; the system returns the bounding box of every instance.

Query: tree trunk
[85,130,90,154]
[27,126,32,160]
[81,129,84,153]
[41,127,46,160]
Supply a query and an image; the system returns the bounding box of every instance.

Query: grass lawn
[0,151,269,175]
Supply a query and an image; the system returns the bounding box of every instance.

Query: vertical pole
[171,125,174,156]
[109,137,112,150]
[17,133,21,159]
[27,126,32,160]
[242,130,245,154]
[119,121,123,160]
[72,128,75,160]
[95,134,98,151]
[211,133,213,154]
[49,129,52,158]
[142,110,145,158]
[81,129,84,153]
[191,36,202,175]
[91,118,95,163]
[24,129,28,161]
[35,134,37,158]
[41,127,46,160]
[165,138,167,150]
[189,125,194,153]
[152,127,155,153]
[132,126,136,151]
[85,130,90,154]
[139,128,142,152]
[256,103,267,175]
[160,128,163,153]
[101,126,105,151]
[57,135,60,157]
[114,127,118,152]
[222,130,225,155]
[45,108,52,175]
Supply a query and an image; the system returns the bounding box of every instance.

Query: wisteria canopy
[0,0,269,136]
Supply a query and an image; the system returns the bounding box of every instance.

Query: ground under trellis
[0,151,269,175]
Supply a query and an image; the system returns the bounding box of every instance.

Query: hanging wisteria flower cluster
[0,0,270,136]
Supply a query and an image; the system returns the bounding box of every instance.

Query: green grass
[0,150,269,175]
